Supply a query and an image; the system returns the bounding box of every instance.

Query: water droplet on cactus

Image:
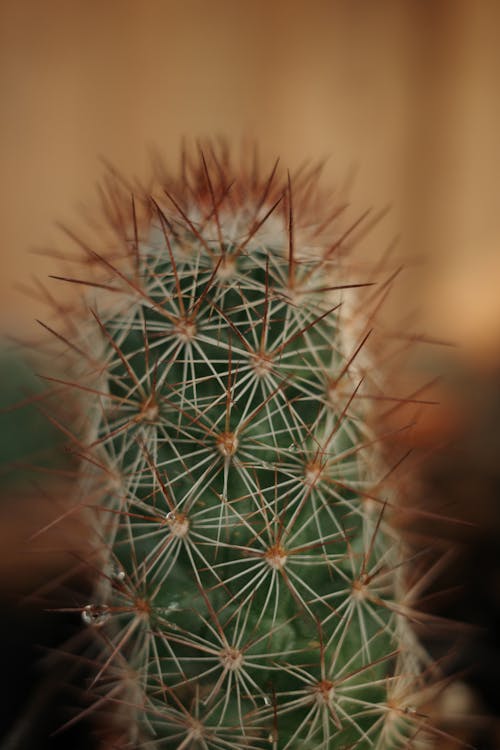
[110,563,126,584]
[81,604,111,627]
[165,510,176,522]
[403,705,417,715]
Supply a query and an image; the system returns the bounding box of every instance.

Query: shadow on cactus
[37,145,450,748]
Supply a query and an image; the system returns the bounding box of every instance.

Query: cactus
[39,146,440,749]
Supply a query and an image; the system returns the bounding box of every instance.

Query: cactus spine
[42,147,436,749]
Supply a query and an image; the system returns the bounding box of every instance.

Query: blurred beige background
[1,0,500,362]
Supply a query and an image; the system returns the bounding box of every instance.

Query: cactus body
[43,148,434,749]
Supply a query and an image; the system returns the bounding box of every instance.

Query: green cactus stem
[39,146,442,749]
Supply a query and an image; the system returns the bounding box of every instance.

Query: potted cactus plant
[37,144,446,748]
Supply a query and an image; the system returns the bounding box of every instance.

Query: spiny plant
[36,144,448,749]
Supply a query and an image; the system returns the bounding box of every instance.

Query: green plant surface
[39,148,438,749]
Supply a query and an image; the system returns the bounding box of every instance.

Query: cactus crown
[42,146,435,749]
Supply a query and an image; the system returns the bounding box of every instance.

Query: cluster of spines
[35,147,446,749]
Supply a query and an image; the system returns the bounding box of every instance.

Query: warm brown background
[1,0,500,363]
